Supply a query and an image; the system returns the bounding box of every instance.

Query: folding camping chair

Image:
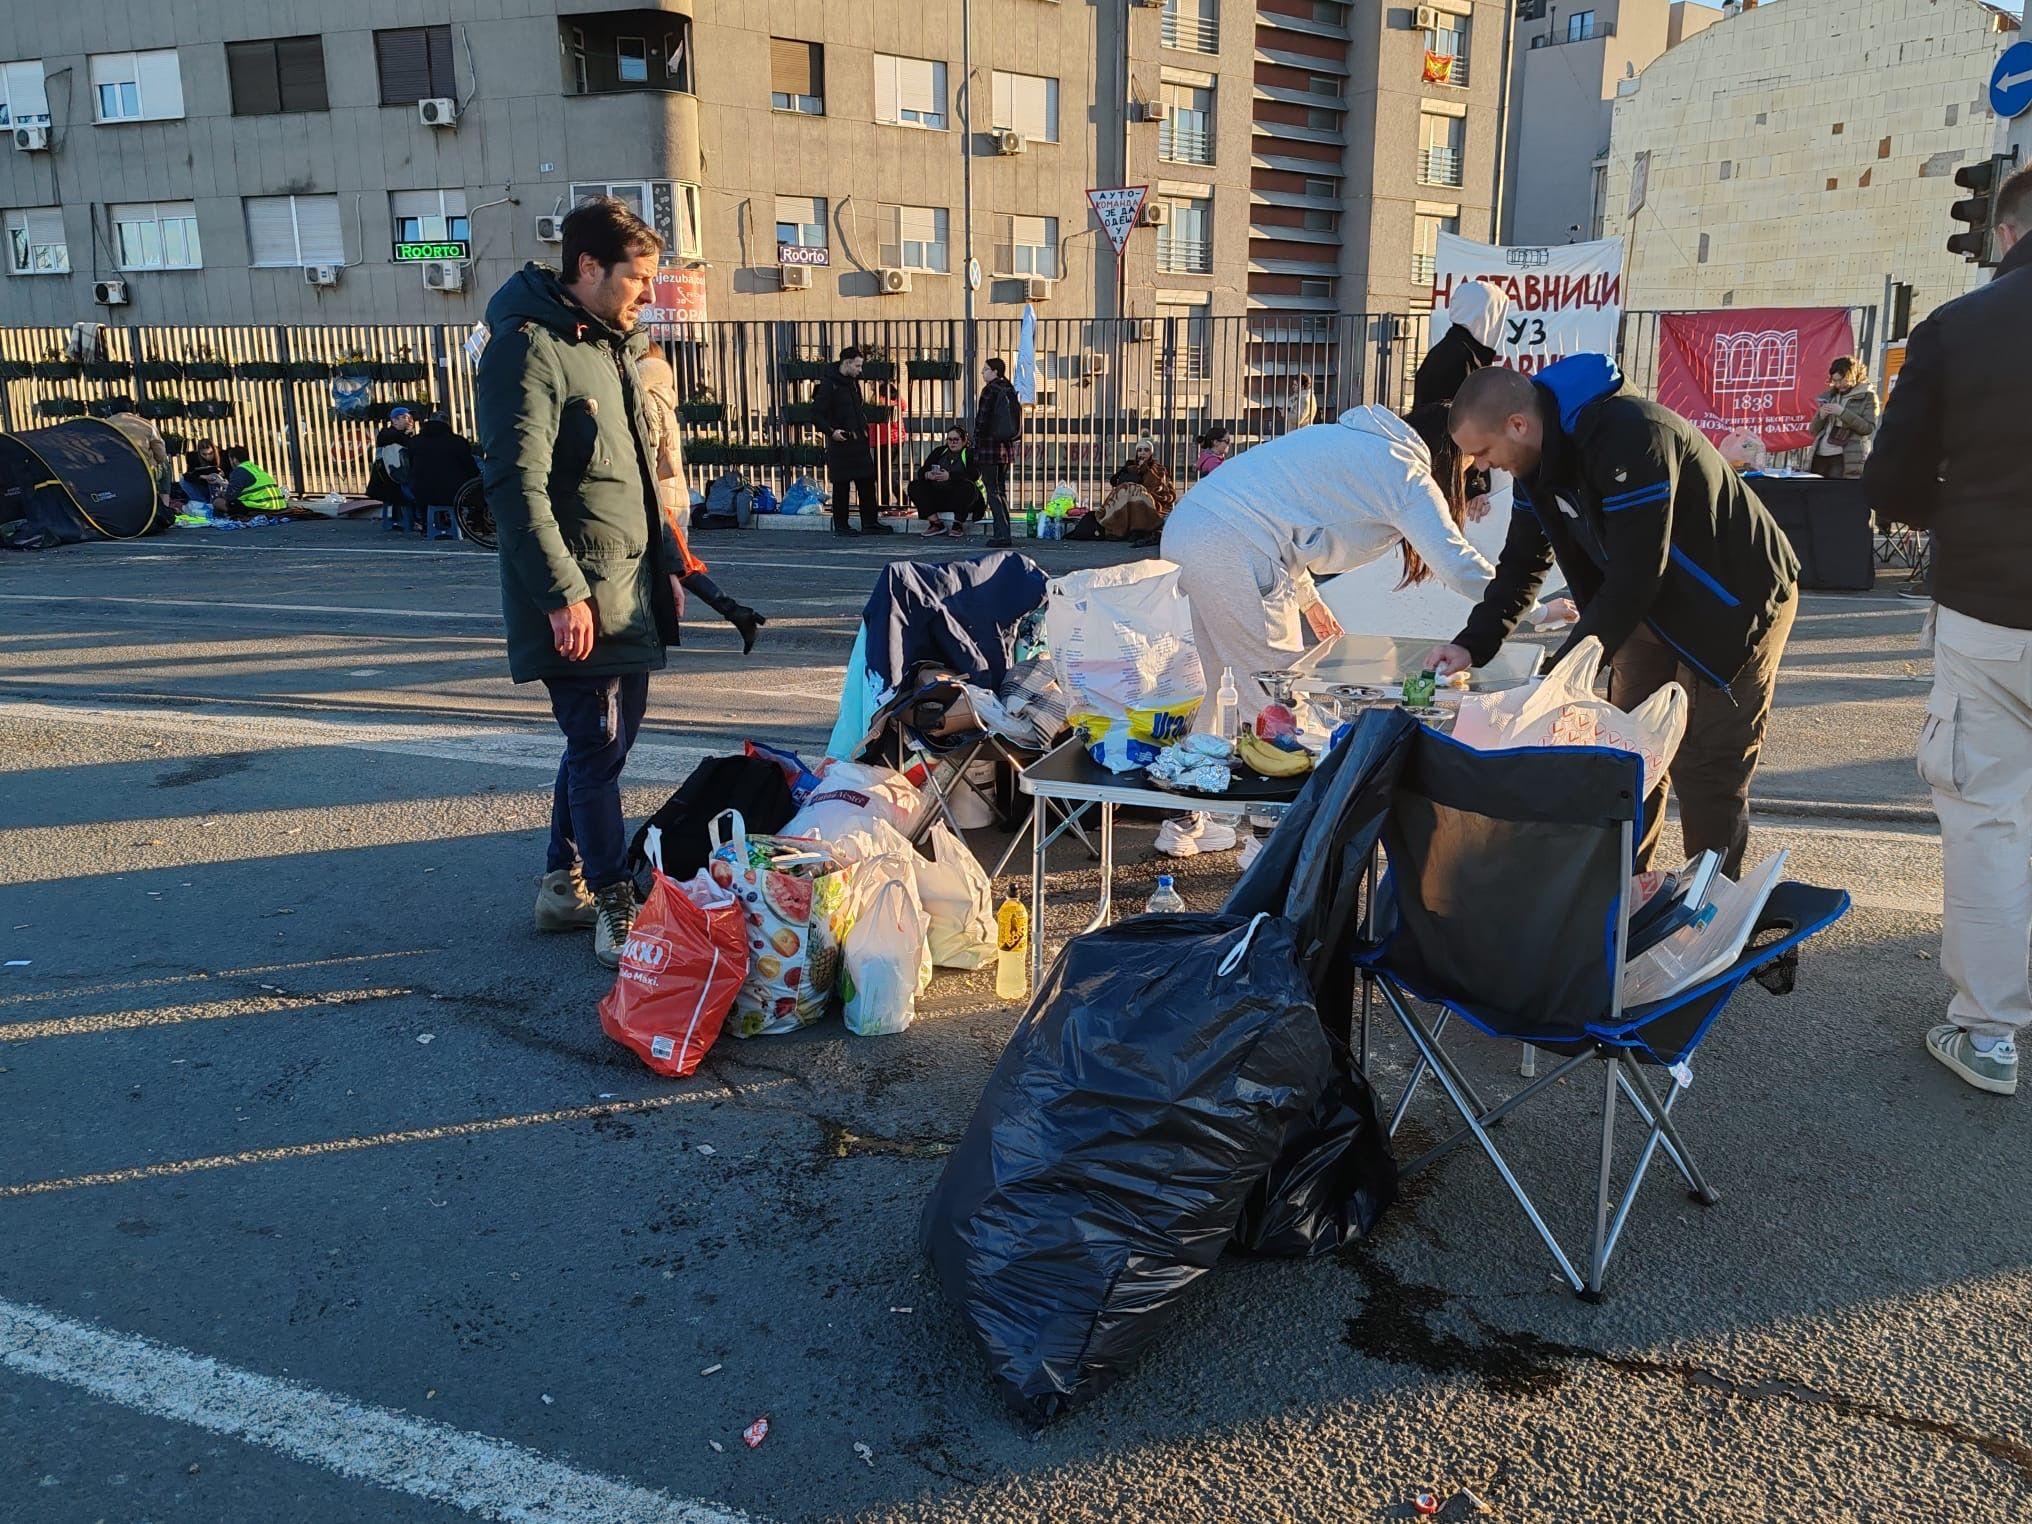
[1354,726,1850,1300]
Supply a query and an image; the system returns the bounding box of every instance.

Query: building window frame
[874,54,948,131]
[4,207,68,275]
[90,49,185,123]
[112,200,204,271]
[879,202,951,273]
[770,38,824,114]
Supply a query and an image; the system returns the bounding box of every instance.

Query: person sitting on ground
[1195,425,1232,476]
[178,437,227,505]
[1099,438,1177,543]
[404,411,481,541]
[216,445,288,519]
[907,426,985,538]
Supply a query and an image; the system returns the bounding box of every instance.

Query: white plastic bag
[1451,635,1687,790]
[1045,559,1207,771]
[918,821,996,969]
[783,760,925,843]
[840,844,932,1036]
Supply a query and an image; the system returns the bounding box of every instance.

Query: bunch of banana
[1238,732,1312,778]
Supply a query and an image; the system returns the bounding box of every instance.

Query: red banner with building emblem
[1655,307,1857,452]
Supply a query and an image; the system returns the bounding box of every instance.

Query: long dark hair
[1398,401,1469,589]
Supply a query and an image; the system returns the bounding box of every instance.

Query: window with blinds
[774,196,827,250]
[0,60,51,128]
[111,202,202,270]
[374,26,455,105]
[879,203,948,272]
[994,215,1059,278]
[244,194,343,267]
[770,38,823,114]
[226,36,328,115]
[990,71,1058,143]
[90,50,184,122]
[390,189,470,244]
[874,55,946,130]
[4,207,68,274]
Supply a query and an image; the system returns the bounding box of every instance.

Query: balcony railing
[1531,21,1614,47]
[1424,50,1471,87]
[1418,146,1463,187]
[1155,234,1213,274]
[1411,252,1436,285]
[1162,8,1221,53]
[1158,119,1215,165]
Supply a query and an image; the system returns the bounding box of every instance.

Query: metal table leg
[1028,786,1046,988]
[1081,801,1115,933]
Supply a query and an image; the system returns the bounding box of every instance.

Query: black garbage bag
[1223,706,1413,1257]
[920,911,1337,1422]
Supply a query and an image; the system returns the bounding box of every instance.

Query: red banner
[1422,51,1455,84]
[1655,307,1856,452]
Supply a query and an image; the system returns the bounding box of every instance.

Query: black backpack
[626,755,795,892]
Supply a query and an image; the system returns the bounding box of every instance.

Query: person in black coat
[907,427,986,535]
[1414,280,1511,505]
[972,357,1023,546]
[405,412,481,540]
[814,347,888,537]
[368,406,419,528]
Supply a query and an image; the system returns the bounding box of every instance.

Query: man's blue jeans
[542,671,650,890]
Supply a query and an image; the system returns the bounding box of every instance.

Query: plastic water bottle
[1214,666,1241,740]
[995,887,1030,1001]
[1145,875,1186,914]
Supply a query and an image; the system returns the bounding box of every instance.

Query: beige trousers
[1920,606,2032,1038]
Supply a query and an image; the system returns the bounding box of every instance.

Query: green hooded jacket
[475,263,681,683]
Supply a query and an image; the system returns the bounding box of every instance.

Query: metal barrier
[0,304,1878,505]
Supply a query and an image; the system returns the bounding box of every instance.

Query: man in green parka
[475,197,683,968]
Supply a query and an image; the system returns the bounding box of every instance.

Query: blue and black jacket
[1456,354,1800,690]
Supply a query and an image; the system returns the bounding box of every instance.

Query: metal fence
[0,303,1879,505]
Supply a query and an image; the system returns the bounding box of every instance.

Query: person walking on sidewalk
[1426,357,1801,877]
[973,357,1023,546]
[1863,165,2032,1096]
[475,196,684,969]
[816,347,889,537]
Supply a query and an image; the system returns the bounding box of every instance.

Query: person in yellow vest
[217,445,287,519]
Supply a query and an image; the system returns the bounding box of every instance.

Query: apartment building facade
[0,0,1505,334]
[1499,0,1721,246]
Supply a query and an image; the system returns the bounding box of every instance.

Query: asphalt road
[2,519,2023,1524]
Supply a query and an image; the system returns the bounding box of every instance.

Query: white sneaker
[1155,812,1237,858]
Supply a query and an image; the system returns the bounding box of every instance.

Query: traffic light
[1948,153,2018,266]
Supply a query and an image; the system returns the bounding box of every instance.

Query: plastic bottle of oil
[995,886,1030,1001]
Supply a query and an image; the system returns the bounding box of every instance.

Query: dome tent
[0,417,162,549]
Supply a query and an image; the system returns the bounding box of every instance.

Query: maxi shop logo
[620,930,674,987]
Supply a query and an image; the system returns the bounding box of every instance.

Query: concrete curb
[1751,797,1936,825]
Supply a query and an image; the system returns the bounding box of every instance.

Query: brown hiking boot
[593,882,637,969]
[534,867,597,932]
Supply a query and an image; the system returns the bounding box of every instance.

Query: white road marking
[0,700,718,782]
[0,1297,757,1524]
[0,594,499,622]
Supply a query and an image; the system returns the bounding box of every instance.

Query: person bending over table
[1423,359,1800,876]
[1160,402,1505,734]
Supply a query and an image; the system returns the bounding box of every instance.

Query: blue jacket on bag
[1455,354,1800,690]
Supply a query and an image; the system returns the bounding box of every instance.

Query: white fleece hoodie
[1446,279,1510,348]
[1163,405,1498,601]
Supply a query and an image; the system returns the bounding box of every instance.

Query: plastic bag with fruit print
[707,809,856,1037]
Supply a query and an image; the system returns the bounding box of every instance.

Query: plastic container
[1145,875,1186,914]
[995,887,1031,1000]
[1214,666,1240,740]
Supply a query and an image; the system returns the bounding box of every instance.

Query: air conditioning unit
[1023,276,1054,302]
[13,125,49,152]
[536,214,564,244]
[1131,0,1165,9]
[995,130,1027,156]
[779,265,813,291]
[1140,201,1170,227]
[423,260,466,292]
[1129,318,1156,342]
[92,279,128,307]
[1414,5,1444,29]
[1128,101,1163,123]
[1081,352,1110,377]
[303,263,341,287]
[418,97,458,128]
[877,266,912,295]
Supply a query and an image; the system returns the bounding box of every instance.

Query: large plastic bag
[598,830,750,1077]
[841,864,932,1036]
[1044,560,1206,772]
[782,760,925,843]
[917,821,996,969]
[1451,635,1687,789]
[709,811,854,1036]
[921,912,1336,1421]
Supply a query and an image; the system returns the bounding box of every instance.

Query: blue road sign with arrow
[1992,40,2032,121]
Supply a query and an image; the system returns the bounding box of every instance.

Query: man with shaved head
[1424,355,1800,875]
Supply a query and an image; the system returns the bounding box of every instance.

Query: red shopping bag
[599,861,750,1078]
